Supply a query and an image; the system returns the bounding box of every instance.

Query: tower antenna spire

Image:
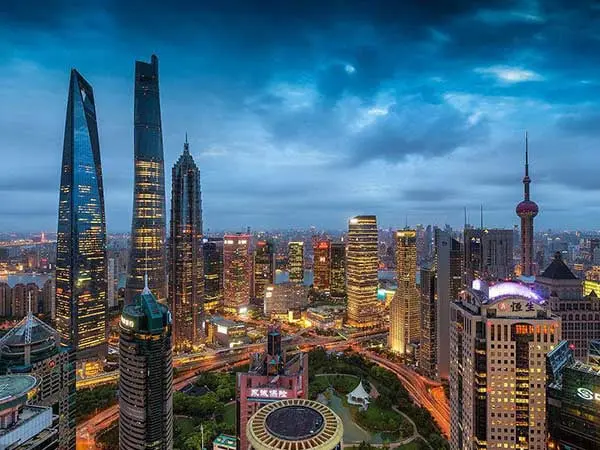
[143,247,150,294]
[525,130,529,178]
[184,132,189,153]
[480,204,484,229]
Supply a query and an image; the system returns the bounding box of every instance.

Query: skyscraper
[0,304,76,449]
[346,215,379,328]
[419,267,437,379]
[169,137,203,352]
[203,237,224,313]
[313,239,331,292]
[450,282,560,450]
[389,230,418,354]
[330,242,346,299]
[464,228,514,284]
[435,228,462,380]
[516,133,539,277]
[253,240,275,303]
[288,242,304,284]
[126,54,167,304]
[223,234,252,313]
[119,280,173,450]
[55,69,107,363]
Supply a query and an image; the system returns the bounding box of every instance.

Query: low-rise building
[305,306,345,330]
[205,316,247,348]
[213,434,236,450]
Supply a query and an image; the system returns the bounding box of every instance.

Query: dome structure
[516,200,539,217]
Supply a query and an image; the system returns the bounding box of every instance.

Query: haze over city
[2,1,600,232]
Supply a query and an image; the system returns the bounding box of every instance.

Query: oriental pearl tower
[516,132,538,277]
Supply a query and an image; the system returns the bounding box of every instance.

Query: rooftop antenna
[464,206,468,230]
[25,291,33,345]
[480,204,484,230]
[184,132,189,153]
[142,247,150,295]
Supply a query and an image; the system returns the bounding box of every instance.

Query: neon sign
[249,388,289,399]
[577,387,600,401]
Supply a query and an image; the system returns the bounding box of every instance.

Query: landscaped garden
[308,348,449,449]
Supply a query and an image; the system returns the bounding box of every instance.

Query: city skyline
[3,2,600,232]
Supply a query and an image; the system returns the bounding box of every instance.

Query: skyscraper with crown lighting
[516,133,539,277]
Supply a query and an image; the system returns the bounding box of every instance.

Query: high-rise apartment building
[450,281,560,450]
[0,308,76,449]
[55,69,107,363]
[435,228,462,380]
[313,239,331,292]
[119,281,173,450]
[516,134,539,277]
[419,267,437,379]
[169,138,203,352]
[126,54,167,304]
[223,234,252,313]
[346,215,379,328]
[203,237,224,313]
[464,228,514,283]
[538,252,600,361]
[253,240,275,303]
[389,230,418,354]
[288,242,304,284]
[330,242,346,299]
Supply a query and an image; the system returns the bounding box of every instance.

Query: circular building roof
[247,399,343,450]
[0,375,37,409]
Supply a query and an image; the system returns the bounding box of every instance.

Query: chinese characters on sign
[249,388,289,399]
[497,300,536,315]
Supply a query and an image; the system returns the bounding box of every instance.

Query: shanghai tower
[169,136,204,351]
[55,70,107,361]
[126,55,167,304]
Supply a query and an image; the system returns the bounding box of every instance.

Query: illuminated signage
[217,324,228,334]
[495,299,538,317]
[121,316,135,328]
[577,387,600,401]
[248,388,289,399]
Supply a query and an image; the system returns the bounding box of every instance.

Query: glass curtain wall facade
[288,242,304,284]
[253,241,275,303]
[203,238,224,313]
[55,69,107,361]
[169,139,203,352]
[346,216,379,328]
[126,54,167,305]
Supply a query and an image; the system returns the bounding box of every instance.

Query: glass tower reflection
[55,69,107,359]
[126,54,167,304]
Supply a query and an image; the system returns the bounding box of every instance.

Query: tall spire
[523,131,531,201]
[142,247,151,295]
[184,132,189,153]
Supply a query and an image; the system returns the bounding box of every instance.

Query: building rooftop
[247,399,343,450]
[539,252,578,280]
[0,375,37,410]
[213,434,236,448]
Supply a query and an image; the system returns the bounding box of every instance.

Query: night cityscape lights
[5,4,600,450]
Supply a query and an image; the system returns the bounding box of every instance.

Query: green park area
[308,348,449,449]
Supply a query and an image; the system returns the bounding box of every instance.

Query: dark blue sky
[2,0,600,232]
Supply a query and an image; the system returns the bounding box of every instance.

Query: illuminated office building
[419,267,437,379]
[169,137,203,351]
[537,252,600,362]
[223,234,252,312]
[288,242,304,284]
[330,242,346,299]
[0,307,76,449]
[126,54,167,305]
[389,230,418,354]
[450,281,560,450]
[55,69,107,363]
[464,228,514,283]
[313,239,331,293]
[236,328,308,450]
[203,237,224,313]
[435,229,462,380]
[547,341,600,449]
[516,134,539,277]
[253,240,275,303]
[119,281,173,450]
[346,216,379,328]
